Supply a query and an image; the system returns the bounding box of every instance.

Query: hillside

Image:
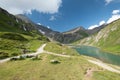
[0,42,120,80]
[19,15,90,43]
[76,19,120,55]
[16,14,104,43]
[0,7,120,80]
[0,7,49,59]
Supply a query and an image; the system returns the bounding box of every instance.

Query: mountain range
[0,7,49,59]
[16,13,106,43]
[76,19,120,55]
[0,7,120,55]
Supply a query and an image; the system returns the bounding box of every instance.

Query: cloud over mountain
[0,0,62,14]
[88,20,105,30]
[107,9,120,23]
[88,9,120,29]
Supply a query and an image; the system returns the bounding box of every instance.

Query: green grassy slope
[0,53,120,80]
[77,19,120,55]
[0,32,48,59]
[0,8,49,59]
[0,8,120,80]
[0,11,26,33]
[92,71,120,80]
[44,42,79,56]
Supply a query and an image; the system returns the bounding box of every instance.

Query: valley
[0,7,120,80]
[75,19,120,55]
[1,42,120,80]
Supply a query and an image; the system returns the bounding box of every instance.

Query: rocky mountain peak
[63,26,85,34]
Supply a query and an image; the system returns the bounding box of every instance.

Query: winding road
[88,59,120,74]
[0,44,71,63]
[1,43,120,74]
[0,44,46,63]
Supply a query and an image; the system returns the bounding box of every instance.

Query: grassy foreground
[0,53,120,80]
[0,42,120,80]
[92,71,120,80]
[0,54,97,80]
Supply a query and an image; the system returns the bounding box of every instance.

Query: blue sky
[0,0,120,32]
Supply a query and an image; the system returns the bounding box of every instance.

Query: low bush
[0,32,28,41]
[0,52,9,59]
[10,57,19,61]
[19,55,26,60]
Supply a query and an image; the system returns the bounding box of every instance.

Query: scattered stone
[50,60,60,64]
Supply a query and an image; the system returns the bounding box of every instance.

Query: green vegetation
[44,42,79,56]
[0,53,120,80]
[0,11,25,33]
[0,32,28,41]
[0,8,120,80]
[92,71,120,80]
[77,19,120,55]
[96,20,120,55]
[0,54,97,80]
[0,32,48,59]
[77,30,89,37]
[0,9,49,59]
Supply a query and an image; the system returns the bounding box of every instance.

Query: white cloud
[49,16,56,21]
[47,26,50,29]
[107,9,120,23]
[0,0,62,14]
[37,23,41,25]
[88,20,106,30]
[112,10,120,15]
[107,14,120,23]
[105,0,113,5]
[99,20,106,26]
[88,9,120,30]
[88,25,98,30]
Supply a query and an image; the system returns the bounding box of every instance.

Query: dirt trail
[84,68,94,80]
[88,59,120,74]
[26,44,46,56]
[0,44,46,63]
[0,44,71,63]
[44,51,71,58]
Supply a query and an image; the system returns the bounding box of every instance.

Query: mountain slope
[77,19,120,55]
[0,8,37,33]
[15,14,90,43]
[0,7,49,59]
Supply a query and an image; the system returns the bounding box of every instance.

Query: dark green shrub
[11,53,19,56]
[19,55,26,60]
[10,57,19,61]
[0,52,9,59]
[26,55,34,58]
[0,33,28,41]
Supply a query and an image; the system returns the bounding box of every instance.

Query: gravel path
[0,44,46,63]
[44,51,71,58]
[0,44,71,63]
[88,59,120,74]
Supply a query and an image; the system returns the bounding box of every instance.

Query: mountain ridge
[16,14,106,43]
[76,19,120,55]
[0,7,49,59]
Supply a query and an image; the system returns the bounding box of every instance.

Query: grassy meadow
[0,32,48,59]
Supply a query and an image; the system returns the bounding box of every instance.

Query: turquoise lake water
[74,46,120,66]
